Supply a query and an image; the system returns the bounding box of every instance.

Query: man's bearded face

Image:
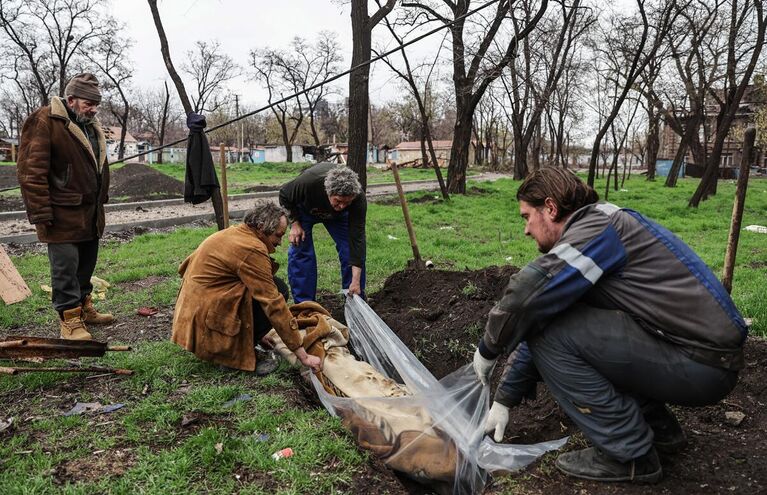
[67,97,99,125]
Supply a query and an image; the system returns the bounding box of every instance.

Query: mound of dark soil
[109,162,183,201]
[0,166,18,189]
[368,266,516,379]
[320,266,767,493]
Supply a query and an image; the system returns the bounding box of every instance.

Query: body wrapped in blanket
[267,300,567,495]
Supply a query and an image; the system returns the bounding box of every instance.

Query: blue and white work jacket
[479,202,748,406]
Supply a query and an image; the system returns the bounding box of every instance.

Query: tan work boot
[60,307,92,340]
[82,294,114,325]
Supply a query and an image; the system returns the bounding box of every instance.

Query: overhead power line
[111,0,502,165]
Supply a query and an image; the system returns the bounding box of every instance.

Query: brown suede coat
[16,97,109,243]
[171,224,302,371]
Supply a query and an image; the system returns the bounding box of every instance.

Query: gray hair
[324,165,362,197]
[242,200,288,235]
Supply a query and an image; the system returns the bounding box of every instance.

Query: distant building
[103,126,139,163]
[251,144,310,163]
[659,84,766,178]
[330,142,383,164]
[391,140,457,166]
[0,137,18,162]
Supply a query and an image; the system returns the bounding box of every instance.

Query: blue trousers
[287,210,366,303]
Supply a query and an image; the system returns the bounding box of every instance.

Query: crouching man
[172,200,321,374]
[473,168,746,483]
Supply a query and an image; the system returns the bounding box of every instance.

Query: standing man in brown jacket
[17,73,114,340]
[172,201,322,374]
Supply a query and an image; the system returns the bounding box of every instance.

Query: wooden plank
[0,244,32,304]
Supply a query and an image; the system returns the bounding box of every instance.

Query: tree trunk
[665,113,704,187]
[448,108,473,194]
[158,81,170,164]
[645,108,660,180]
[348,0,371,189]
[147,0,193,116]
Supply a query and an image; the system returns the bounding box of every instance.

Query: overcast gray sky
[110,0,440,109]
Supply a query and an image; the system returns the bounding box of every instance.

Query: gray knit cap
[64,73,102,104]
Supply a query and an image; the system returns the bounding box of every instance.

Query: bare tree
[250,47,305,162]
[86,22,133,160]
[689,0,766,206]
[133,82,183,164]
[404,0,548,192]
[348,0,397,190]
[147,0,192,115]
[0,53,47,132]
[147,0,226,230]
[501,0,594,178]
[656,0,724,187]
[376,6,449,198]
[0,0,112,105]
[585,0,678,187]
[300,32,343,147]
[182,40,240,114]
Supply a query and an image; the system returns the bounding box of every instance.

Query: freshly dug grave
[5,266,765,493]
[321,266,767,494]
[109,162,184,202]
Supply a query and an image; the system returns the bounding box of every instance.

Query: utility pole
[235,94,244,163]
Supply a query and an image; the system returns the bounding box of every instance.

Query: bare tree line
[0,0,764,206]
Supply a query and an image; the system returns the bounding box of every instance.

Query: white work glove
[473,348,497,386]
[484,401,510,442]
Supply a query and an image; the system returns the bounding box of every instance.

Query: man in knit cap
[17,73,115,340]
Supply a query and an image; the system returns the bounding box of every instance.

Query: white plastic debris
[387,235,399,240]
[724,411,746,426]
[744,225,767,234]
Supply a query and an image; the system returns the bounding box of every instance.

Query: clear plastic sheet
[306,295,568,495]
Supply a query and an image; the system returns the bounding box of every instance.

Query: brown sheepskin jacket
[16,97,109,243]
[171,224,303,371]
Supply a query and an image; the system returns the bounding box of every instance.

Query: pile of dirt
[0,166,18,189]
[109,162,184,202]
[322,266,767,493]
[368,266,516,378]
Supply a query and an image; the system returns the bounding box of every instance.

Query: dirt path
[0,173,509,241]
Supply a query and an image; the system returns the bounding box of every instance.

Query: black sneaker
[643,403,688,454]
[555,446,663,483]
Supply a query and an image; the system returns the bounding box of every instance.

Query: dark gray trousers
[251,276,290,343]
[47,240,99,313]
[528,303,738,462]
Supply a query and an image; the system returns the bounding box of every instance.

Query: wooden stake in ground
[722,127,756,294]
[219,143,229,229]
[0,366,133,375]
[0,245,31,304]
[391,162,423,268]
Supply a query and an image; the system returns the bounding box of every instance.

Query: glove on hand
[484,401,510,442]
[473,348,496,386]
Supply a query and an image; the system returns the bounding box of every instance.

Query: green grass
[0,175,765,493]
[0,341,365,494]
[3,175,766,333]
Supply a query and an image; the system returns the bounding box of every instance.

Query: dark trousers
[287,209,366,303]
[251,276,290,343]
[47,240,99,313]
[528,304,738,462]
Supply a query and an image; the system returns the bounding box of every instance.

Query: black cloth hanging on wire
[184,112,220,205]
